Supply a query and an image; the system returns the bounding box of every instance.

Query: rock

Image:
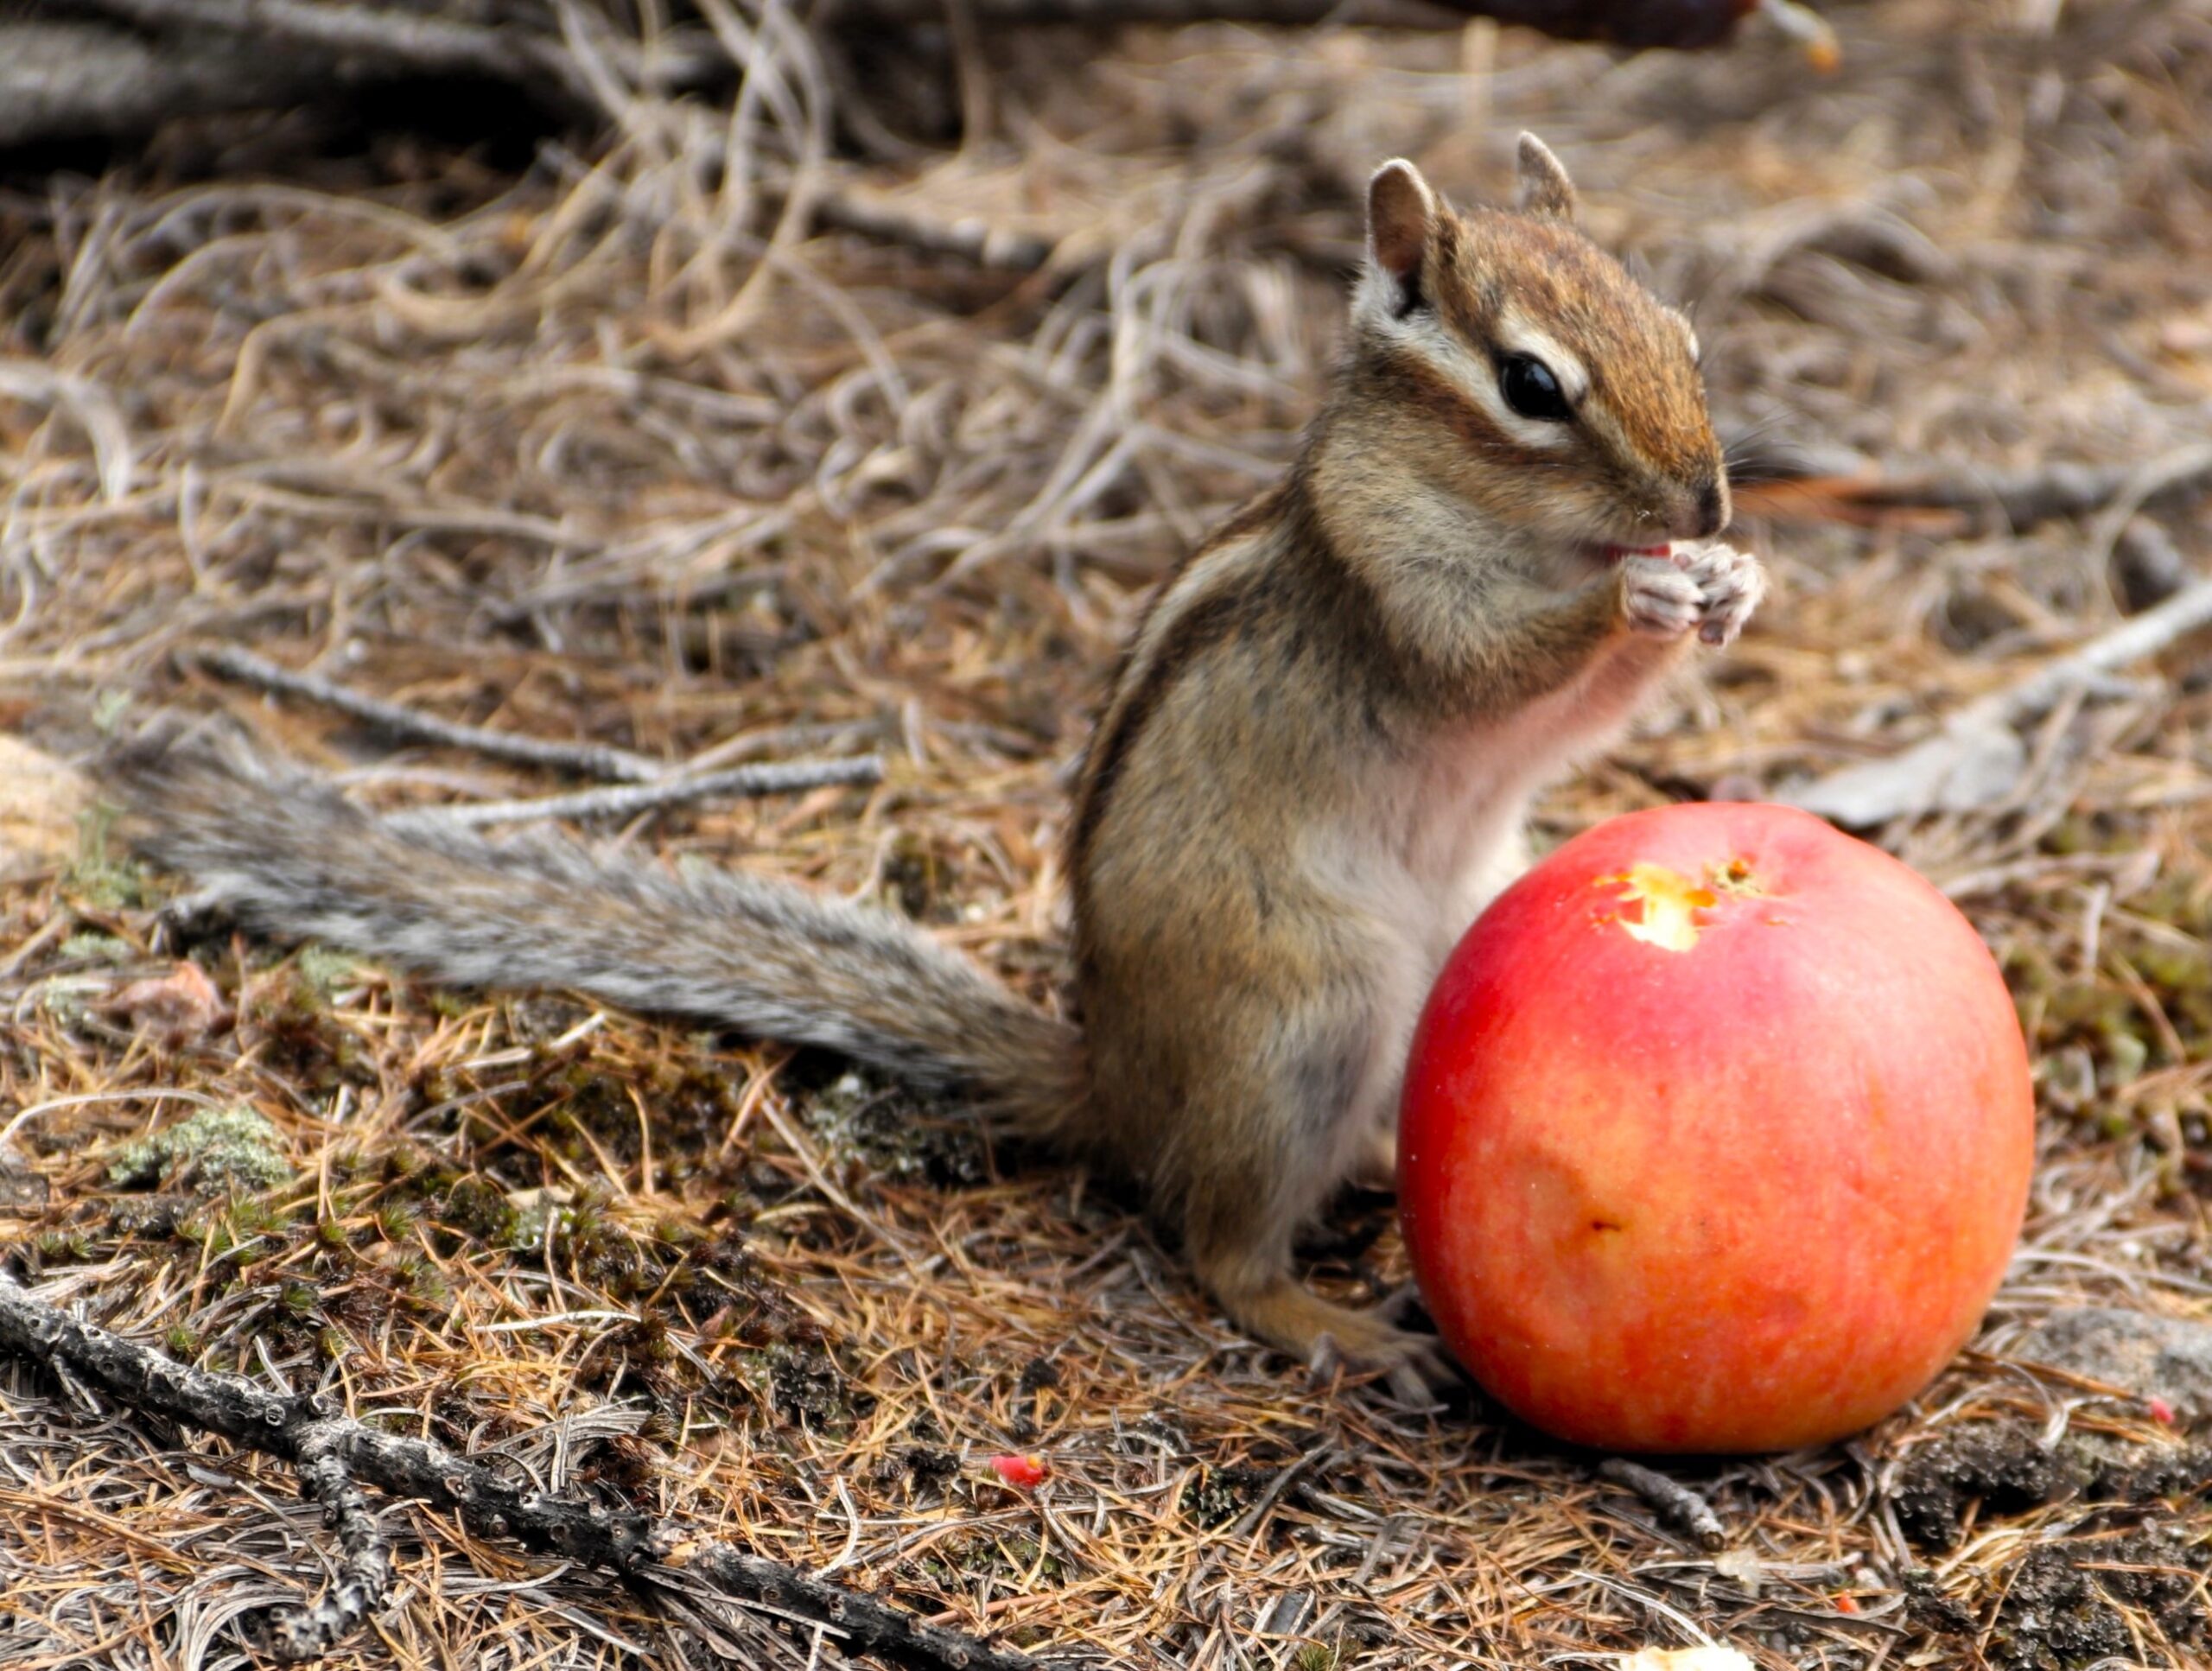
[0,734,93,877]
[2016,1306,2212,1425]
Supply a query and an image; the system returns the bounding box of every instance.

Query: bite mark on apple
[1598,862,1718,952]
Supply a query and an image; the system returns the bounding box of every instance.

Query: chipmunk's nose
[1679,474,1729,540]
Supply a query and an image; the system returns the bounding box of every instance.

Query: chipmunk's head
[1343,137,1726,568]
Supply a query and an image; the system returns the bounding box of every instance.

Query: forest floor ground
[3,2,2211,1667]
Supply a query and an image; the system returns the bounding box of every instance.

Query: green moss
[108,1106,289,1194]
[34,981,89,1026]
[440,1176,519,1242]
[248,964,376,1091]
[399,1254,453,1311]
[57,932,132,965]
[64,805,154,912]
[33,1229,91,1261]
[1181,1464,1271,1528]
[296,945,366,1000]
[965,1532,1064,1585]
[2133,943,2212,1051]
[2133,874,2212,940]
[805,1071,991,1191]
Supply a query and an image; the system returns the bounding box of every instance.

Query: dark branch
[3,0,1761,158]
[0,19,350,147]
[67,0,602,115]
[255,1421,396,1661]
[191,646,665,785]
[0,1274,1047,1671]
[814,0,1756,45]
[1597,1457,1726,1551]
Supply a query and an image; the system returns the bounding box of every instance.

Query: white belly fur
[1314,666,1649,1153]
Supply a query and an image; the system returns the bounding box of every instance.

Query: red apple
[1397,802,2034,1453]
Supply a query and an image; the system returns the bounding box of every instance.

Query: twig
[2113,516,2190,613]
[1756,0,1840,72]
[191,648,884,819]
[192,646,664,784]
[0,1273,1047,1671]
[1789,572,2212,825]
[389,757,886,829]
[681,719,890,772]
[2082,442,2212,568]
[257,1424,395,1661]
[814,192,1054,274]
[1597,1458,1726,1551]
[1227,1444,1333,1540]
[1959,571,2212,727]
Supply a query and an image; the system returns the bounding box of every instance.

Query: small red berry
[988,1453,1050,1489]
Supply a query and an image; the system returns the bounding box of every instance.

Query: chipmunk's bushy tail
[101,724,1084,1138]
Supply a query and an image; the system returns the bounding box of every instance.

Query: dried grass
[3,1,2212,1667]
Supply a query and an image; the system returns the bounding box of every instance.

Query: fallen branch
[73,0,603,115]
[0,18,344,147]
[1789,573,2212,826]
[0,1273,1046,1671]
[3,0,1782,158]
[815,0,1758,47]
[261,1425,396,1661]
[390,755,886,829]
[193,646,664,785]
[1597,1458,1726,1551]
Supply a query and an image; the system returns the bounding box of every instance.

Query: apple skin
[1397,802,2035,1454]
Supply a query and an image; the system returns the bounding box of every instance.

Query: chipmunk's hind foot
[1212,1267,1459,1404]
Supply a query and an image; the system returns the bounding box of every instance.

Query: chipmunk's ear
[1514,132,1579,221]
[1366,159,1438,307]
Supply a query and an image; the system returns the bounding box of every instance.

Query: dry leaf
[103,961,232,1044]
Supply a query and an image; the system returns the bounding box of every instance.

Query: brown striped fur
[109,139,1762,1400]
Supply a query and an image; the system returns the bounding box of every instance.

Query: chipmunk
[108,137,1762,1399]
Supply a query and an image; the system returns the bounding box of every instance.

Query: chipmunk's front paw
[1619,556,1704,639]
[1675,540,1765,646]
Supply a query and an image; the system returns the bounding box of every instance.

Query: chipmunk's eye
[1499,353,1573,423]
